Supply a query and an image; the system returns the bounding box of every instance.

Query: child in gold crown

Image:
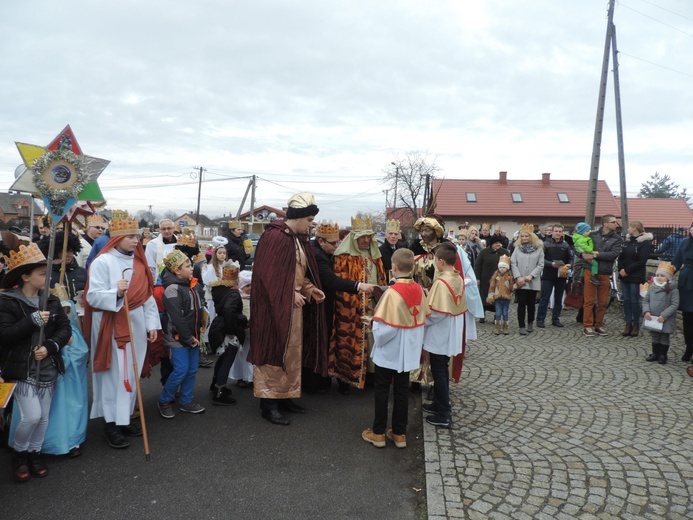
[0,243,71,482]
[642,262,679,364]
[157,250,207,418]
[487,254,514,335]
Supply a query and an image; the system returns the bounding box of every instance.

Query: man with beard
[474,235,510,323]
[330,216,387,394]
[308,221,375,393]
[247,193,327,426]
[223,220,249,268]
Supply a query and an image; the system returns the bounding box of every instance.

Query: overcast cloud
[1,0,691,224]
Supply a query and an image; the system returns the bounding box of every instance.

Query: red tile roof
[616,197,693,228]
[433,175,621,219]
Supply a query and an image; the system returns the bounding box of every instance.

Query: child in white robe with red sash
[362,249,430,449]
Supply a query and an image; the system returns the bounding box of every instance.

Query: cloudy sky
[1,0,691,225]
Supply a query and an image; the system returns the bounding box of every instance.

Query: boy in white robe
[423,244,467,429]
[362,249,430,449]
[85,211,161,449]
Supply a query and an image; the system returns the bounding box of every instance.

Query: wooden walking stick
[122,267,152,461]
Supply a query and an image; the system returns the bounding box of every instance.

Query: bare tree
[382,151,440,223]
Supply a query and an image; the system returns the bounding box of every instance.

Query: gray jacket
[642,283,679,334]
[577,228,623,275]
[511,246,545,291]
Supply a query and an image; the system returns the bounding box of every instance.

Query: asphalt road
[2,370,427,520]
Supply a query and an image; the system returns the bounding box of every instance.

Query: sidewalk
[424,305,693,519]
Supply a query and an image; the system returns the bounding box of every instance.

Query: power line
[619,2,693,37]
[618,51,693,77]
[629,0,693,23]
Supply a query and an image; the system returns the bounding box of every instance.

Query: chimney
[499,171,507,184]
[541,172,550,185]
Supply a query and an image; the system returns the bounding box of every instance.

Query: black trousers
[373,365,409,436]
[683,311,693,348]
[516,289,538,327]
[213,344,239,387]
[429,353,451,419]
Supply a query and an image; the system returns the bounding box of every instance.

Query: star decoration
[11,125,109,207]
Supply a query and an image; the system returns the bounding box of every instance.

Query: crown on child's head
[4,242,46,271]
[87,214,105,228]
[164,249,188,272]
[386,219,401,233]
[211,260,240,287]
[656,261,676,280]
[177,227,197,248]
[110,210,139,237]
[499,255,510,265]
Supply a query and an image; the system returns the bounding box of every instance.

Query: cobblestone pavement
[424,305,693,519]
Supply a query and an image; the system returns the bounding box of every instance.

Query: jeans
[373,365,409,435]
[516,289,537,327]
[621,281,641,324]
[13,382,54,452]
[159,346,199,406]
[429,353,451,420]
[537,278,567,324]
[582,271,611,328]
[494,299,510,321]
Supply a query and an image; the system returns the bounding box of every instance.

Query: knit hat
[576,222,591,235]
[656,261,675,281]
[498,255,510,270]
[238,270,252,290]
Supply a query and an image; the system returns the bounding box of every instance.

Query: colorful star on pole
[11,125,108,219]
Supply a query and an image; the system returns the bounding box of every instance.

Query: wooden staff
[122,267,151,461]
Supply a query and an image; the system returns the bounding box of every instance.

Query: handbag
[563,280,584,309]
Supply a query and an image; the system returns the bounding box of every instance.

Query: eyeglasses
[91,226,105,230]
[326,240,341,246]
[607,221,618,224]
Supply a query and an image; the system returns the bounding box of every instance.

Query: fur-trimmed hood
[626,232,653,243]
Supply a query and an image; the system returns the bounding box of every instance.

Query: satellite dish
[15,164,28,179]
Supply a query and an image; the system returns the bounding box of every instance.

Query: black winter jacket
[161,269,206,349]
[542,238,573,281]
[0,290,71,382]
[618,232,653,284]
[48,259,87,301]
[209,286,247,351]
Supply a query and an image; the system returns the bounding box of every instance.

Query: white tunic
[88,249,161,425]
[145,235,177,277]
[423,311,465,357]
[371,320,425,373]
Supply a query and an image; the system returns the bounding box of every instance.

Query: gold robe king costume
[329,216,387,389]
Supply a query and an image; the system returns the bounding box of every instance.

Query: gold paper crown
[229,220,243,229]
[351,216,373,232]
[87,214,105,227]
[177,228,197,248]
[481,223,491,230]
[386,219,401,232]
[316,220,339,238]
[499,254,511,265]
[210,260,241,287]
[656,262,676,277]
[164,249,189,271]
[4,242,46,271]
[520,223,535,233]
[50,284,70,302]
[110,210,139,237]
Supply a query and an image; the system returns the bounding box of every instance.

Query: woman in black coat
[618,221,653,337]
[673,224,693,361]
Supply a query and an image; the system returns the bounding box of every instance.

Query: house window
[19,206,29,217]
[557,193,570,203]
[511,193,523,203]
[466,192,477,202]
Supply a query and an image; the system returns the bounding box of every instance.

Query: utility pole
[585,0,616,226]
[249,174,256,233]
[383,189,389,219]
[390,162,399,213]
[193,166,206,235]
[612,23,629,231]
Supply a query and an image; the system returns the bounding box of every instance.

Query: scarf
[519,243,537,255]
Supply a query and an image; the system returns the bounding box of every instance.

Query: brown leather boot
[630,323,640,337]
[502,321,509,335]
[494,320,501,335]
[621,323,633,337]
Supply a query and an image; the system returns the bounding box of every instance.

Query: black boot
[682,345,693,363]
[104,421,130,449]
[658,344,669,364]
[27,451,47,478]
[212,386,237,406]
[11,450,30,483]
[646,343,660,362]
